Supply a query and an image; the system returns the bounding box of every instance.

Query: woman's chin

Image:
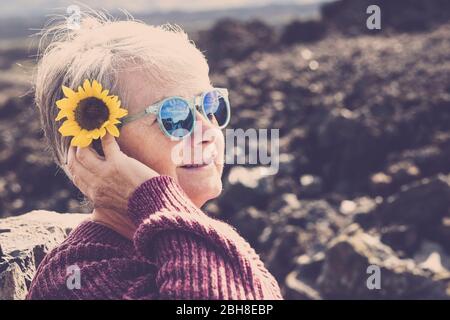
[177,168,222,206]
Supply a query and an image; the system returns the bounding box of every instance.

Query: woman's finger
[68,149,97,189]
[66,146,77,172]
[75,145,104,172]
[67,146,74,162]
[101,133,121,160]
[72,168,94,201]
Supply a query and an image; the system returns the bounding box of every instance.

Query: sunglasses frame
[119,87,230,140]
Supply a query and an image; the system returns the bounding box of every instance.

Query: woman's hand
[66,133,159,215]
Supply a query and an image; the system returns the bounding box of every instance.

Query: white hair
[34,9,210,170]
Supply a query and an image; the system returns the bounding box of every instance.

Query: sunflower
[55,79,128,148]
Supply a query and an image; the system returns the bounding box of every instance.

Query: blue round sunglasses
[118,88,230,140]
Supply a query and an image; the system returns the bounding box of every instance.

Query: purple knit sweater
[26,175,283,300]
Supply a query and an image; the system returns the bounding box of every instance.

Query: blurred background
[1,0,450,299]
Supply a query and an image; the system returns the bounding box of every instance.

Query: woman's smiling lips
[178,149,218,170]
[179,162,213,170]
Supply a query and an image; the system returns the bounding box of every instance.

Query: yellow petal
[83,79,93,96]
[84,130,93,139]
[55,109,74,121]
[114,108,128,118]
[107,96,118,106]
[77,86,87,100]
[90,129,101,139]
[109,119,121,125]
[55,113,66,121]
[78,130,93,146]
[106,124,120,137]
[55,98,75,110]
[71,133,92,148]
[92,80,102,96]
[101,89,109,98]
[109,96,121,109]
[101,120,110,128]
[98,127,107,137]
[58,120,80,136]
[107,103,119,115]
[108,112,120,121]
[62,86,77,99]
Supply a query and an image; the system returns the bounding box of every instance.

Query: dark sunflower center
[75,97,110,130]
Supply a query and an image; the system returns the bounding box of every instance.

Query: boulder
[280,19,327,45]
[284,252,324,300]
[0,211,88,300]
[317,225,450,299]
[196,18,276,70]
[374,174,450,228]
[284,270,322,300]
[380,224,421,257]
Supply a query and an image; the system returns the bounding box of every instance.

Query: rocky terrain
[0,211,88,299]
[1,0,450,299]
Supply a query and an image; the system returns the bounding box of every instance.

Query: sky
[0,0,327,17]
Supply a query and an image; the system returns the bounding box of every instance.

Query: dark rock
[280,19,327,45]
[265,226,303,280]
[230,206,269,249]
[293,252,325,282]
[428,217,450,253]
[197,18,276,70]
[317,225,450,299]
[285,270,322,300]
[283,252,325,300]
[311,108,386,194]
[284,199,342,230]
[298,174,323,198]
[380,225,421,257]
[374,174,450,228]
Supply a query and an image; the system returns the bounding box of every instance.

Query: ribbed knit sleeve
[128,175,283,300]
[26,175,282,300]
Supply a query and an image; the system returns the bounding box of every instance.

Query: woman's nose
[193,110,218,145]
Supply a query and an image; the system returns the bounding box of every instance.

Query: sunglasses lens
[203,90,229,128]
[160,98,194,138]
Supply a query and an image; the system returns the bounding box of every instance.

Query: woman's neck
[91,208,136,240]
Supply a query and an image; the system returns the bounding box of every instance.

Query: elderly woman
[27,15,282,300]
